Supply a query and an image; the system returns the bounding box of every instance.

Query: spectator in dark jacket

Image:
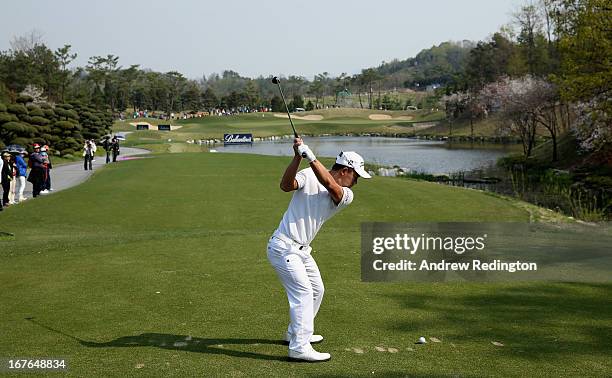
[41,145,53,193]
[111,137,120,162]
[102,137,111,164]
[0,153,4,211]
[27,144,45,197]
[1,151,13,207]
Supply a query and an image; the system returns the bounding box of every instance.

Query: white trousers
[17,176,26,200]
[267,236,324,353]
[9,178,16,203]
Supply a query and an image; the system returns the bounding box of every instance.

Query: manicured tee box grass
[0,153,610,377]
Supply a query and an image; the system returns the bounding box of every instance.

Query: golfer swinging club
[268,138,371,362]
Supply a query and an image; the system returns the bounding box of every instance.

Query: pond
[215,136,521,174]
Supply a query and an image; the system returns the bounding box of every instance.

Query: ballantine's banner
[224,133,253,144]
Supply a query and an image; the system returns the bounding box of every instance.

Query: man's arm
[297,143,344,204]
[309,160,344,205]
[279,138,304,192]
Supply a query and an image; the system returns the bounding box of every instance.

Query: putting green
[0,153,610,376]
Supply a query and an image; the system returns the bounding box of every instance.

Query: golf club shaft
[274,81,298,138]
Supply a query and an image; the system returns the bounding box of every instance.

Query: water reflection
[216,136,521,174]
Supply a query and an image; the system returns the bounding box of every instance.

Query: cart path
[20,146,150,198]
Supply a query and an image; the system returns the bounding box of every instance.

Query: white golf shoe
[288,347,331,362]
[284,333,324,344]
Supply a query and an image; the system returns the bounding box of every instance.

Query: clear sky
[1,0,520,79]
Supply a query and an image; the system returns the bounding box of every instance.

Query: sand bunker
[385,121,437,131]
[273,114,324,121]
[369,114,392,120]
[369,114,413,121]
[129,122,182,130]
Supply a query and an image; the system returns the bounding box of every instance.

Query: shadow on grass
[80,333,289,361]
[25,318,288,362]
[385,283,612,361]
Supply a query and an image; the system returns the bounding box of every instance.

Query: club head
[271,76,280,84]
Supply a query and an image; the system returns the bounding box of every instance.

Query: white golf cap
[336,151,372,179]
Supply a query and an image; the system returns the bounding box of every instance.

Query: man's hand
[281,138,304,192]
[293,137,303,157]
[298,144,316,163]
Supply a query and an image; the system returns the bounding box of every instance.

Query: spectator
[40,145,53,194]
[15,150,28,202]
[8,153,16,204]
[90,140,97,162]
[0,152,3,211]
[27,144,45,198]
[111,137,120,162]
[83,141,95,170]
[1,151,13,207]
[102,137,111,164]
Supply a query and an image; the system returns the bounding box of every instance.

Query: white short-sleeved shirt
[274,168,353,246]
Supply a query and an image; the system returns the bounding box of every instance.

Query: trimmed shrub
[32,137,47,146]
[30,116,50,125]
[55,120,77,130]
[10,137,33,147]
[28,107,45,117]
[61,148,75,156]
[0,112,18,123]
[7,103,28,115]
[18,114,32,123]
[42,109,56,118]
[2,121,27,134]
[54,108,72,118]
[16,95,34,104]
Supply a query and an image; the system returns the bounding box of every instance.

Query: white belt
[272,232,310,252]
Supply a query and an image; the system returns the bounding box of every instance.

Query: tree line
[440,0,610,162]
[0,0,608,158]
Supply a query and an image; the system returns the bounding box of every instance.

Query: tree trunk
[470,116,474,139]
[526,119,536,157]
[551,132,558,162]
[358,90,363,109]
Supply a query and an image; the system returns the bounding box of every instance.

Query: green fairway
[1,153,610,377]
[116,109,445,144]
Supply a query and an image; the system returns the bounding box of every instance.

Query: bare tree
[10,29,45,53]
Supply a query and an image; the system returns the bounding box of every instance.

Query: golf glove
[298,144,316,163]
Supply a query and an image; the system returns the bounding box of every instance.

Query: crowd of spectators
[0,137,121,211]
